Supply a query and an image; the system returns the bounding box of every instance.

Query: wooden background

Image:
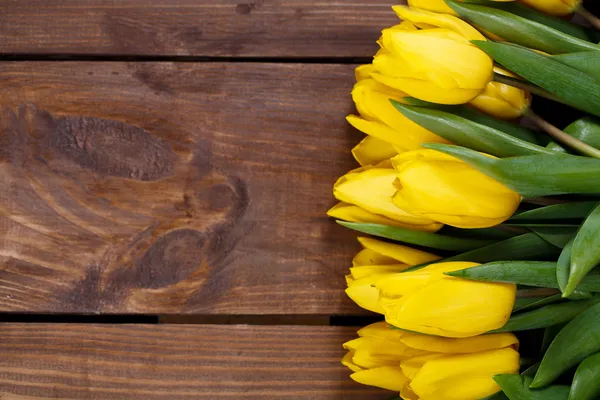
[0,1,399,398]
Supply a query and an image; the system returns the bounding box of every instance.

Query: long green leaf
[553,53,600,81]
[513,294,563,313]
[391,102,553,157]
[424,144,600,197]
[564,117,600,149]
[532,303,600,388]
[336,221,495,251]
[493,297,600,332]
[477,1,594,41]
[403,97,538,143]
[569,352,600,400]
[494,375,570,400]
[447,0,598,54]
[566,203,600,296]
[528,226,577,248]
[510,202,598,221]
[446,261,600,292]
[472,41,600,118]
[557,238,592,299]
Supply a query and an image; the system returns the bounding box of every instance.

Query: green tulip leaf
[391,101,553,157]
[510,202,598,221]
[513,294,563,313]
[565,203,600,296]
[336,221,495,251]
[528,226,577,249]
[494,375,570,400]
[461,0,594,41]
[480,391,509,400]
[541,323,566,354]
[532,303,600,388]
[563,117,600,150]
[424,144,600,197]
[493,296,600,332]
[569,352,600,400]
[472,41,600,118]
[556,238,593,299]
[446,261,600,292]
[447,0,598,54]
[441,225,522,240]
[402,97,538,143]
[553,52,600,81]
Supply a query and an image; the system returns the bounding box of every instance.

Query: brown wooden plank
[0,324,389,399]
[0,61,365,314]
[0,0,399,57]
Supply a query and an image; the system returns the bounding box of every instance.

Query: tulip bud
[377,261,517,337]
[347,75,448,148]
[351,135,399,166]
[333,166,444,232]
[391,149,521,228]
[469,67,531,119]
[372,25,493,104]
[520,0,580,16]
[343,321,520,397]
[407,0,516,15]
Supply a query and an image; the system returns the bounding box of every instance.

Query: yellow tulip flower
[407,0,515,15]
[378,262,516,337]
[333,166,444,232]
[520,0,580,16]
[371,20,493,104]
[343,321,520,398]
[392,6,486,41]
[352,135,399,166]
[470,67,531,119]
[345,237,440,313]
[347,76,447,148]
[328,202,428,229]
[391,149,521,228]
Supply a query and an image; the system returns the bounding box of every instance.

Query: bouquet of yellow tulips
[330,1,600,399]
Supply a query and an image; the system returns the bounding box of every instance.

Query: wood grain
[0,61,366,315]
[0,324,389,399]
[0,0,399,57]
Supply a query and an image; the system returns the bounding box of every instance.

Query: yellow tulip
[470,67,531,119]
[391,149,521,228]
[352,135,399,166]
[407,0,515,15]
[328,202,417,229]
[377,262,516,337]
[345,237,440,313]
[342,321,520,398]
[371,21,493,104]
[520,0,580,16]
[392,6,486,41]
[333,166,444,232]
[347,76,447,147]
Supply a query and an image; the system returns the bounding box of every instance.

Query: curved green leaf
[532,303,600,388]
[336,221,495,251]
[513,294,563,313]
[566,203,600,296]
[447,0,598,54]
[391,102,553,157]
[569,352,600,400]
[424,144,600,197]
[557,238,592,299]
[528,226,576,249]
[402,97,538,144]
[553,53,600,81]
[472,41,600,118]
[495,375,570,400]
[564,117,600,149]
[510,202,598,221]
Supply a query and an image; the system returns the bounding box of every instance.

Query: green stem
[576,6,600,31]
[492,73,565,104]
[526,110,600,159]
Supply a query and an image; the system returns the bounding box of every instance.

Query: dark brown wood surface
[0,0,398,57]
[0,324,388,399]
[0,61,368,315]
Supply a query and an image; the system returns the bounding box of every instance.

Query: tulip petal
[350,264,411,280]
[351,366,408,391]
[358,236,441,266]
[352,337,408,368]
[410,348,520,400]
[346,273,395,314]
[385,277,516,337]
[407,0,457,15]
[357,321,406,340]
[393,5,486,41]
[355,64,375,82]
[401,353,445,380]
[342,350,363,373]
[352,247,398,267]
[352,135,399,166]
[333,168,440,228]
[400,332,519,354]
[346,115,421,150]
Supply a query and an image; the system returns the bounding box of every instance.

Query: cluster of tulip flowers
[329,0,600,399]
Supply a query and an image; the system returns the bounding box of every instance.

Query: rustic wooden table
[0,1,398,398]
